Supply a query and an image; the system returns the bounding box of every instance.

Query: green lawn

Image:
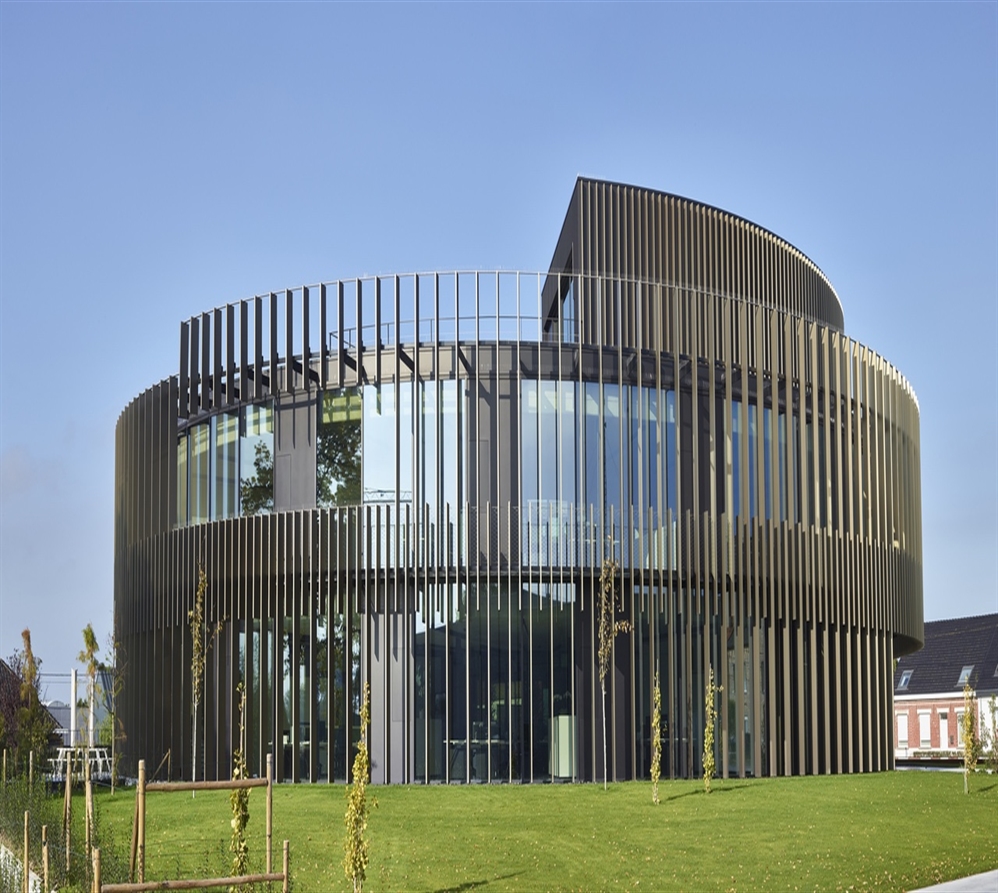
[92,772,998,892]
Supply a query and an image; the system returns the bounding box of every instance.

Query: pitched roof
[894,613,998,697]
[0,657,60,732]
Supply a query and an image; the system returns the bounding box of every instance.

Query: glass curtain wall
[176,402,273,525]
[171,361,863,785]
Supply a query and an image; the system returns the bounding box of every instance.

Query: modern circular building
[114,178,923,784]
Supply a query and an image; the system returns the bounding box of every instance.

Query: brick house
[893,613,998,761]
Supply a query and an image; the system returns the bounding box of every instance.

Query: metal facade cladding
[114,178,922,784]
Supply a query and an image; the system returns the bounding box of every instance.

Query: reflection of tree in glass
[241,442,274,515]
[317,417,361,507]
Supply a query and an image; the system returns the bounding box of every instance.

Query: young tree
[230,683,249,892]
[651,669,662,805]
[962,682,979,794]
[189,564,221,786]
[100,635,126,792]
[597,544,631,790]
[702,665,719,793]
[13,630,52,774]
[344,683,373,893]
[78,624,100,749]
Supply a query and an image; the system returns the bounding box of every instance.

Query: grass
[89,771,997,892]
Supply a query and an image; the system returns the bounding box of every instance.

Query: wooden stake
[23,810,29,893]
[137,759,146,884]
[85,754,93,856]
[65,750,72,873]
[266,753,273,875]
[93,847,101,893]
[282,839,289,893]
[129,792,139,883]
[42,824,49,893]
[29,750,33,789]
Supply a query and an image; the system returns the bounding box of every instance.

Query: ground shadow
[664,782,749,802]
[434,872,521,893]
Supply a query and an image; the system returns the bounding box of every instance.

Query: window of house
[918,711,931,748]
[896,713,908,748]
[897,669,913,691]
[957,665,974,686]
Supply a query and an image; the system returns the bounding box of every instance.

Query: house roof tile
[894,614,998,697]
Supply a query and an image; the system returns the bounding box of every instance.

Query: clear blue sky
[1,2,995,683]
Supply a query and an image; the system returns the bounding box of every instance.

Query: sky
[1,2,995,690]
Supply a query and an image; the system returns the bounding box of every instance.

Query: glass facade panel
[666,389,677,517]
[448,583,467,780]
[731,401,741,520]
[583,384,601,558]
[420,382,439,562]
[531,584,551,781]
[315,613,328,781]
[562,279,575,344]
[467,588,488,781]
[240,402,274,515]
[603,385,621,554]
[176,433,188,526]
[330,608,347,782]
[398,381,413,504]
[551,586,574,780]
[363,384,397,503]
[318,388,362,507]
[190,422,210,524]
[211,412,238,521]
[427,586,447,781]
[748,403,757,520]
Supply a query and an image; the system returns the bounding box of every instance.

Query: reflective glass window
[398,382,413,504]
[314,613,328,780]
[731,401,741,519]
[583,384,601,543]
[778,411,787,522]
[763,406,772,521]
[440,380,466,558]
[240,402,274,515]
[551,586,574,779]
[530,583,551,781]
[806,419,815,526]
[603,385,621,552]
[539,381,559,504]
[420,382,439,561]
[448,583,467,779]
[748,403,757,520]
[189,422,210,524]
[318,388,362,507]
[561,279,575,344]
[666,390,677,518]
[212,412,239,521]
[818,413,827,528]
[363,384,397,503]
[176,432,189,526]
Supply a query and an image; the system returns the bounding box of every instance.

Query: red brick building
[893,614,997,761]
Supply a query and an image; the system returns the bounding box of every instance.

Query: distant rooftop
[894,614,998,697]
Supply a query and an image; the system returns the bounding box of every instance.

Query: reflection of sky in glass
[240,402,273,515]
[212,412,239,520]
[363,384,396,503]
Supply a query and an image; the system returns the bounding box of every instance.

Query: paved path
[910,869,998,892]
